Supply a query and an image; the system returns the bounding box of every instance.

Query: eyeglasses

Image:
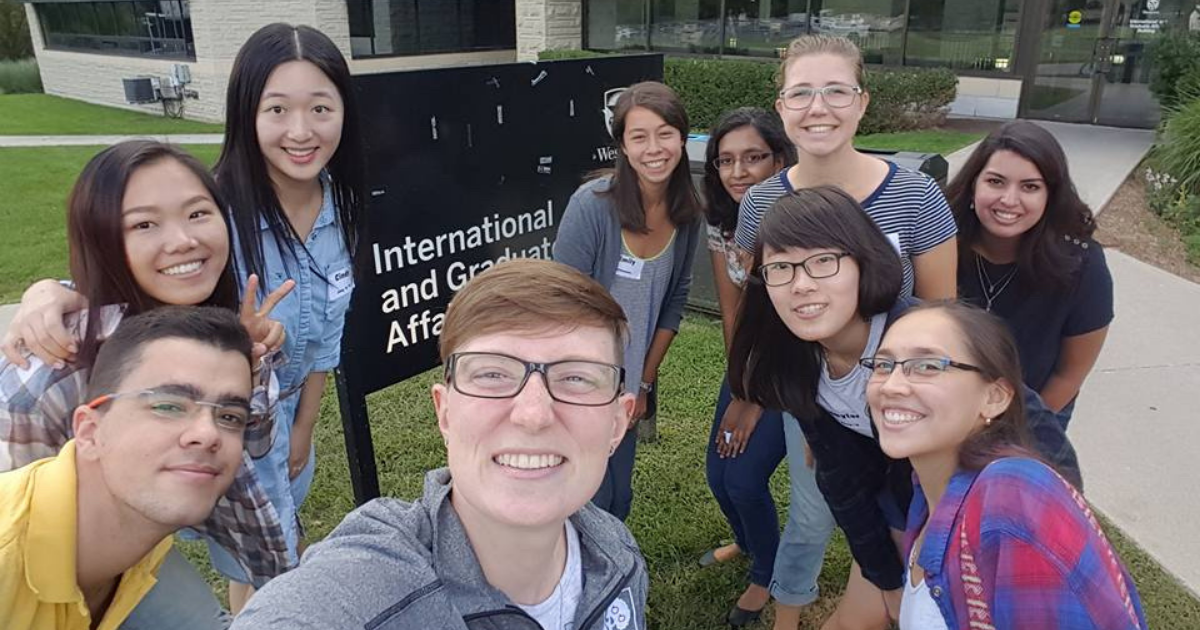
[758,252,850,286]
[859,357,984,381]
[712,151,774,171]
[86,388,253,433]
[446,352,624,407]
[778,84,863,110]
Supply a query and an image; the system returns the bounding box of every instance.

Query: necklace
[975,253,1018,312]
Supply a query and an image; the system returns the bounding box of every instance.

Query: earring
[608,444,617,457]
[984,417,993,427]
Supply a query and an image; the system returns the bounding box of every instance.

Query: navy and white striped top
[733,161,957,298]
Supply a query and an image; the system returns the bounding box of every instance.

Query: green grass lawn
[0,94,223,135]
[857,129,982,155]
[0,144,222,302]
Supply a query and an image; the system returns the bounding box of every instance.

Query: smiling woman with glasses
[865,301,1145,630]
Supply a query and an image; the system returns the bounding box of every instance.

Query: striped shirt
[734,161,957,297]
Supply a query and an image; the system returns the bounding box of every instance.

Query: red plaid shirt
[904,458,1146,629]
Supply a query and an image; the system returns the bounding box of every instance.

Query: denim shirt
[240,179,354,396]
[904,459,1146,629]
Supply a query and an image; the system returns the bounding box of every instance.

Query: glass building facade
[33,0,195,60]
[587,0,1019,72]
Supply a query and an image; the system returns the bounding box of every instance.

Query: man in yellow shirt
[0,306,253,629]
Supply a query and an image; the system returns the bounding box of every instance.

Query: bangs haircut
[438,259,629,365]
[759,187,902,315]
[728,186,901,418]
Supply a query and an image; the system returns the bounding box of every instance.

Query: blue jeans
[121,547,231,629]
[705,377,786,587]
[771,412,836,607]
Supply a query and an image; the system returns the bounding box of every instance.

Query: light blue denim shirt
[240,179,355,394]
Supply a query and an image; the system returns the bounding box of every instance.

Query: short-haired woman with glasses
[553,81,703,522]
[728,188,1079,630]
[728,34,959,630]
[865,302,1145,629]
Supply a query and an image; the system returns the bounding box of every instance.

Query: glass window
[905,0,1019,70]
[587,0,648,50]
[808,0,905,64]
[649,0,722,53]
[722,0,810,58]
[345,0,516,58]
[34,0,194,60]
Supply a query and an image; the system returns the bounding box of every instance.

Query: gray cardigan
[552,176,702,333]
[233,468,649,629]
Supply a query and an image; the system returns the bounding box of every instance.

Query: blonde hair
[776,34,866,91]
[438,258,628,363]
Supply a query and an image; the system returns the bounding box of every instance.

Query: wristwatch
[638,381,654,393]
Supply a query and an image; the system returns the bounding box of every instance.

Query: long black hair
[214,23,365,291]
[596,81,701,232]
[728,186,902,419]
[702,107,795,236]
[945,120,1095,291]
[67,141,239,366]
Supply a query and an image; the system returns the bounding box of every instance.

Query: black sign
[336,54,664,503]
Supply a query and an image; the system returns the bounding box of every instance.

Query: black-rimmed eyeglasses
[446,352,625,406]
[758,252,850,286]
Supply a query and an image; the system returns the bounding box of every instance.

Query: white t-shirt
[900,546,950,630]
[517,520,583,630]
[817,312,887,437]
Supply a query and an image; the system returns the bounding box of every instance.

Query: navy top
[959,238,1113,392]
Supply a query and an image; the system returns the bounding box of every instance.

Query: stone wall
[516,0,582,61]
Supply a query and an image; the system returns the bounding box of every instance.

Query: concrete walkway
[948,121,1200,597]
[0,134,223,147]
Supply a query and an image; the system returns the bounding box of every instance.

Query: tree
[0,0,34,61]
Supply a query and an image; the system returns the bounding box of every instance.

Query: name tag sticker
[886,232,903,256]
[328,267,354,300]
[616,254,644,280]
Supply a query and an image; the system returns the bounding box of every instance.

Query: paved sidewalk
[0,304,15,340]
[0,134,223,147]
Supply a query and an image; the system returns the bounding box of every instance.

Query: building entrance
[1019,0,1192,127]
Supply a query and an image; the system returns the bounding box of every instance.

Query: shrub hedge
[1149,31,1200,109]
[0,57,41,94]
[539,50,957,134]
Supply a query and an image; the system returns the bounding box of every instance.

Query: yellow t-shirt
[0,440,173,630]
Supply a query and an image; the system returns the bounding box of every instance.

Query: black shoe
[726,605,763,627]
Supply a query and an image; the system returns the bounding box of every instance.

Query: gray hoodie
[232,468,649,630]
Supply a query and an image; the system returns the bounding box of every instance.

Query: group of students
[0,24,1144,630]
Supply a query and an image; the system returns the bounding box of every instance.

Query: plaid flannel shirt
[0,352,292,587]
[905,458,1147,629]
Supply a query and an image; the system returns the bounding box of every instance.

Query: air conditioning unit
[123,77,161,104]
